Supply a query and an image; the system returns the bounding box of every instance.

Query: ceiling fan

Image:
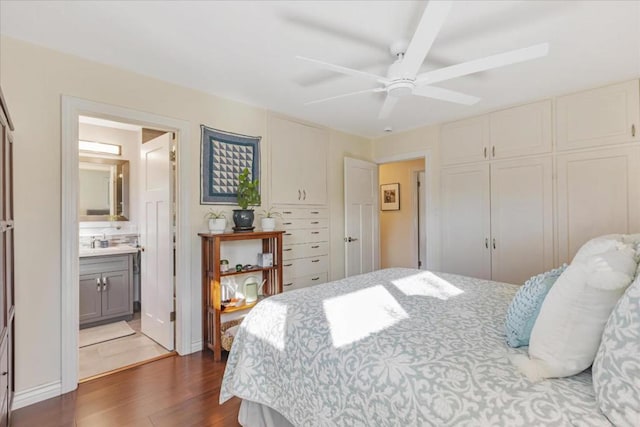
[297,1,549,119]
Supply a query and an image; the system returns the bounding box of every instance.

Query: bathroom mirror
[79,156,129,221]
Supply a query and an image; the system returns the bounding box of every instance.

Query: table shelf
[199,230,284,361]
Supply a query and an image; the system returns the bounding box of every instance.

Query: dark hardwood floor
[13,352,242,427]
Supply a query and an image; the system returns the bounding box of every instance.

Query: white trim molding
[60,96,192,396]
[13,381,62,410]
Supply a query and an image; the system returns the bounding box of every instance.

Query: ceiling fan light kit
[298,1,549,120]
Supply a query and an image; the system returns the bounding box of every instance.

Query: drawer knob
[311,277,320,281]
[311,232,319,235]
[283,282,293,287]
[311,245,320,249]
[283,248,292,252]
[311,259,320,263]
[284,263,293,267]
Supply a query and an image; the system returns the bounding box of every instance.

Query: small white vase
[261,217,276,231]
[208,218,226,234]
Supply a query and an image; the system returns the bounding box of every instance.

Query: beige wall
[379,158,426,268]
[373,125,442,271]
[0,36,371,394]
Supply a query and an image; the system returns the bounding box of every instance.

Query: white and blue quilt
[220,268,609,426]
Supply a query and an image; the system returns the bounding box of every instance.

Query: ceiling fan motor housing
[387,80,415,98]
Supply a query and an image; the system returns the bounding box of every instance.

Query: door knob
[344,237,358,242]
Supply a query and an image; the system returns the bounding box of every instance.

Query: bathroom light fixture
[78,140,121,155]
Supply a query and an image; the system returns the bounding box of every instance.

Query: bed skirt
[238,399,294,427]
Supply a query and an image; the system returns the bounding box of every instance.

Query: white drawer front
[283,255,328,280]
[278,218,329,230]
[283,228,329,244]
[283,272,328,292]
[283,241,329,261]
[279,207,328,219]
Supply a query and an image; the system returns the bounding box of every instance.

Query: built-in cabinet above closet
[270,116,328,206]
[441,100,552,166]
[556,80,639,151]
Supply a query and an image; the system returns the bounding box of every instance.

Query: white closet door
[490,157,553,285]
[440,164,491,279]
[557,146,640,264]
[490,100,552,159]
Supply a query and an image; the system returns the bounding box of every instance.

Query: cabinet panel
[490,100,552,159]
[556,80,640,150]
[441,116,490,166]
[283,241,329,261]
[283,272,328,292]
[283,255,328,281]
[101,270,131,318]
[557,146,640,264]
[79,273,103,323]
[270,116,328,205]
[490,157,553,284]
[278,218,329,230]
[440,164,491,279]
[279,207,328,218]
[283,228,329,245]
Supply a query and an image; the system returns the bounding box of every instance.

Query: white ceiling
[1,1,639,138]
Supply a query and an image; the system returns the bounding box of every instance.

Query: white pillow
[511,246,636,381]
[572,235,623,264]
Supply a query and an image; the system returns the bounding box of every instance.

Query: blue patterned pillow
[504,265,567,348]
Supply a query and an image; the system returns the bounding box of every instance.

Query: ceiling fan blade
[378,95,399,120]
[297,56,389,84]
[416,43,549,85]
[305,88,385,106]
[400,1,453,77]
[413,85,480,105]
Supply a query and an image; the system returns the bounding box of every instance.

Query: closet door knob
[485,238,488,249]
[492,238,496,250]
[303,189,307,200]
[492,146,495,157]
[298,189,301,200]
[632,124,636,137]
[97,278,102,292]
[483,147,487,158]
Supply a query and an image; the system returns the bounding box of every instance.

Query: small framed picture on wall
[380,183,400,211]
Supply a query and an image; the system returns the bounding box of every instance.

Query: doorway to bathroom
[61,97,192,393]
[76,116,175,381]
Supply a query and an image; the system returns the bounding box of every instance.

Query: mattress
[220,268,610,426]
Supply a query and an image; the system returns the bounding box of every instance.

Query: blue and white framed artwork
[200,125,261,204]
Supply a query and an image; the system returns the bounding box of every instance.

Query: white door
[557,146,640,264]
[441,115,490,166]
[489,100,552,159]
[417,171,427,270]
[440,164,491,279]
[490,157,553,284]
[344,157,379,277]
[140,133,174,350]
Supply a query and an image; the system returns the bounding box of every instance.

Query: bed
[220,268,611,426]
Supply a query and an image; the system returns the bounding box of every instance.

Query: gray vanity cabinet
[79,254,133,328]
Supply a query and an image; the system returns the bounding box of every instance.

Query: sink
[79,245,139,258]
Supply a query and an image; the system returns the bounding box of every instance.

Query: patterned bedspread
[220,268,610,426]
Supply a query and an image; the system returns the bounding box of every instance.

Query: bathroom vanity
[79,247,137,328]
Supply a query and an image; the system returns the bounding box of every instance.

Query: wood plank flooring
[13,352,242,427]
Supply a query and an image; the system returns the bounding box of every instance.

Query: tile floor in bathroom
[79,312,172,380]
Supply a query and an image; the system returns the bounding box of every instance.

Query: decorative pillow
[511,245,636,381]
[572,235,623,264]
[592,272,640,427]
[504,264,567,348]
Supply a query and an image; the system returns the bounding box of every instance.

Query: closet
[440,79,640,284]
[269,115,330,288]
[0,87,15,425]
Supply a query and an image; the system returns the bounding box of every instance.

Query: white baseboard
[191,339,203,353]
[13,380,62,410]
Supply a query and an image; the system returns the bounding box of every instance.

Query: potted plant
[259,207,281,231]
[233,168,261,232]
[205,209,226,234]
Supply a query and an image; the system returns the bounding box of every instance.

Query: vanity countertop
[79,245,139,258]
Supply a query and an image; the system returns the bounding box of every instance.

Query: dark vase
[232,209,255,232]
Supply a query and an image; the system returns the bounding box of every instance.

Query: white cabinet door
[440,164,491,279]
[490,157,553,285]
[490,100,552,159]
[270,116,328,205]
[557,146,640,264]
[441,116,490,166]
[556,80,640,150]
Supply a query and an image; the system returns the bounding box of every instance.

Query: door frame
[412,169,427,269]
[374,150,438,270]
[61,96,191,393]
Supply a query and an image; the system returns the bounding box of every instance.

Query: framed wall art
[200,125,261,204]
[380,183,400,211]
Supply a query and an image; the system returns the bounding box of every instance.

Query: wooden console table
[199,230,284,361]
